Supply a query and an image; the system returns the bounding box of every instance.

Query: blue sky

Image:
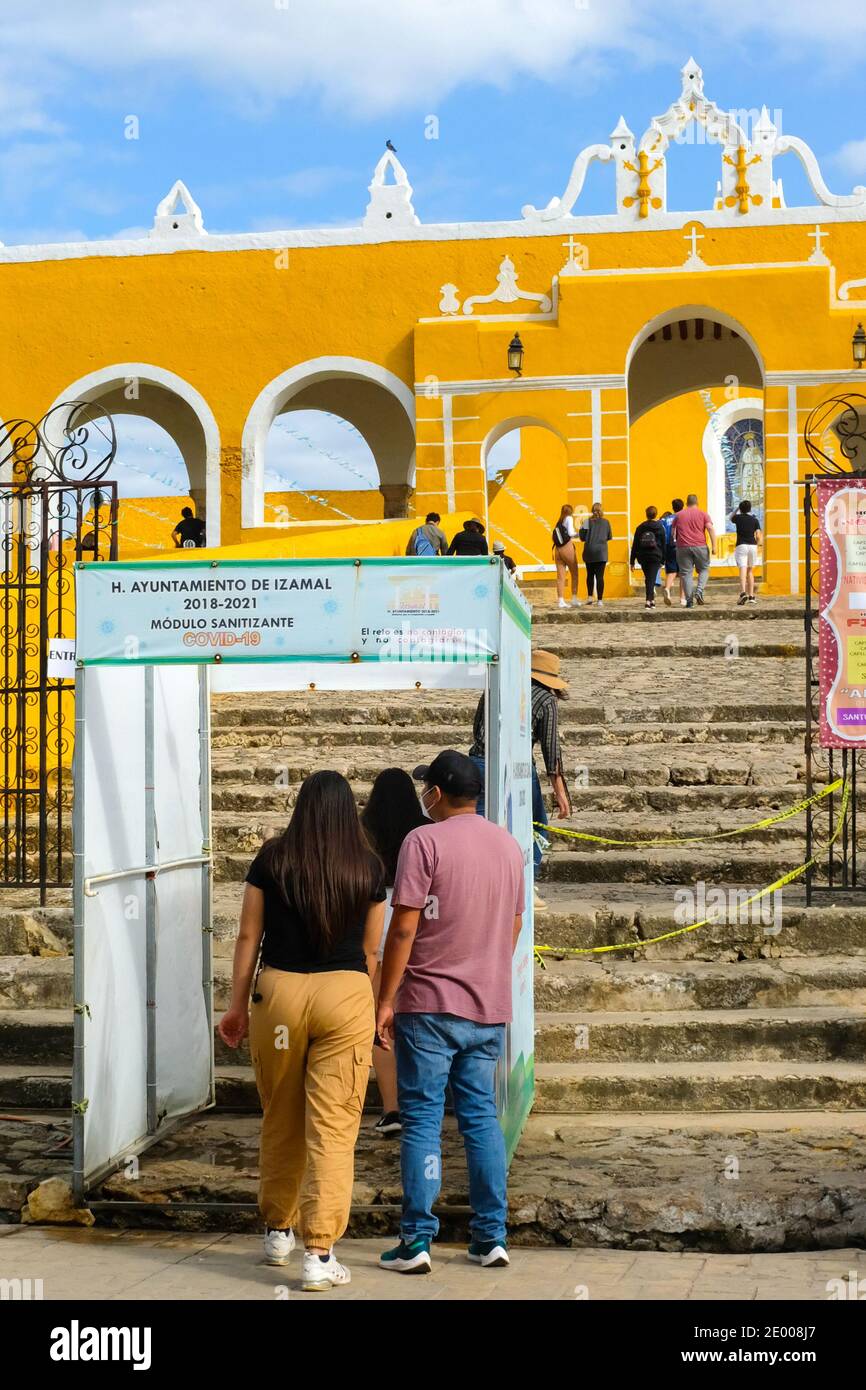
[3,0,866,245]
[3,0,865,494]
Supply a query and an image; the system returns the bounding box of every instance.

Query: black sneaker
[374,1111,402,1136]
[737,592,748,606]
[695,592,705,606]
[748,595,757,604]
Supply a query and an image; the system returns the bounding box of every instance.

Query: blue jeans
[395,1012,507,1244]
[470,754,548,869]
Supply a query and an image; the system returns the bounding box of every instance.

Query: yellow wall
[487,425,567,570]
[263,489,385,524]
[4,220,866,593]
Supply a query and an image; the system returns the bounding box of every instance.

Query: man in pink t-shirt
[670,492,716,607]
[375,749,525,1276]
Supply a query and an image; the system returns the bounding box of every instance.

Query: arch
[482,414,567,464]
[626,306,765,425]
[45,364,222,545]
[481,416,568,566]
[242,357,416,528]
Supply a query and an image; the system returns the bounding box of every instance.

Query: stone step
[210,741,808,787]
[209,718,807,755]
[7,1056,865,1116]
[532,887,866,961]
[210,807,812,859]
[6,1108,864,1250]
[3,874,858,969]
[535,1007,866,1063]
[534,600,802,625]
[534,955,866,1012]
[210,697,804,734]
[212,781,817,816]
[532,1061,866,1113]
[521,637,805,660]
[539,841,807,884]
[6,944,866,1018]
[7,996,865,1068]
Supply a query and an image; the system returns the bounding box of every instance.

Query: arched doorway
[45,365,221,551]
[242,358,416,530]
[627,309,764,575]
[483,418,568,572]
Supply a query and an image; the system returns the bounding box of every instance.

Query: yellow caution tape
[534,777,843,847]
[533,779,850,963]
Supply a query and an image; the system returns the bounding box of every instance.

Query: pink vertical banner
[818,477,866,748]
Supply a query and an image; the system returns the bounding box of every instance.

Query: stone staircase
[2,593,866,1250]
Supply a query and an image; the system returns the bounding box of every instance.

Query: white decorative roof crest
[363,147,419,229]
[150,180,206,238]
[522,60,866,226]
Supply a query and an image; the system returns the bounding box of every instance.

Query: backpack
[638,524,662,556]
[408,526,437,557]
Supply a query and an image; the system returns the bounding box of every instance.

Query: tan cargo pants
[249,965,374,1248]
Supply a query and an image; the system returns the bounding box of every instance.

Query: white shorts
[734,543,758,568]
[377,886,394,962]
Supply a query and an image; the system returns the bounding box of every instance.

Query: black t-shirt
[732,512,761,544]
[246,849,386,973]
[448,530,488,556]
[175,516,206,547]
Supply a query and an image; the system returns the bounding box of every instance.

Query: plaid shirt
[470,682,563,775]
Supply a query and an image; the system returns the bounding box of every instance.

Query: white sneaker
[557,597,568,609]
[301,1249,351,1291]
[596,601,604,608]
[570,597,582,608]
[263,1227,296,1266]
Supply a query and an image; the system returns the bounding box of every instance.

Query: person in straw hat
[468,648,572,911]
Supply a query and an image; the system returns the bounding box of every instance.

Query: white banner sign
[76,558,502,665]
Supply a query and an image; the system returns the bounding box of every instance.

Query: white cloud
[833,139,866,179]
[1,0,864,127]
[0,1,646,124]
[0,1,863,137]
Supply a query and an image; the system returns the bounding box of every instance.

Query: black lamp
[854,323,866,368]
[507,332,524,376]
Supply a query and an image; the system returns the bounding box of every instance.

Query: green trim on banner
[501,1052,535,1164]
[79,653,497,668]
[77,556,497,573]
[502,582,532,638]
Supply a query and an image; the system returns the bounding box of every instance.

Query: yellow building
[3,59,866,594]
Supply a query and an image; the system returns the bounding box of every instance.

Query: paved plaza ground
[3,1226,866,1301]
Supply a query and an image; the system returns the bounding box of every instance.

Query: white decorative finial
[681,59,704,101]
[610,116,634,142]
[754,105,777,137]
[363,147,419,229]
[150,180,205,238]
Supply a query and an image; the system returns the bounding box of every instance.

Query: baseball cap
[412,749,482,798]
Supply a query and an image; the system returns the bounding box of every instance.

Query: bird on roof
[386,140,397,153]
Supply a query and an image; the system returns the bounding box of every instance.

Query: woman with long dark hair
[360,767,426,1137]
[218,770,385,1291]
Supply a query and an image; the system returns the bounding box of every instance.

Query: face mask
[419,787,435,819]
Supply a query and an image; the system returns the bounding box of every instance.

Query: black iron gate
[1,404,117,900]
[802,393,865,902]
